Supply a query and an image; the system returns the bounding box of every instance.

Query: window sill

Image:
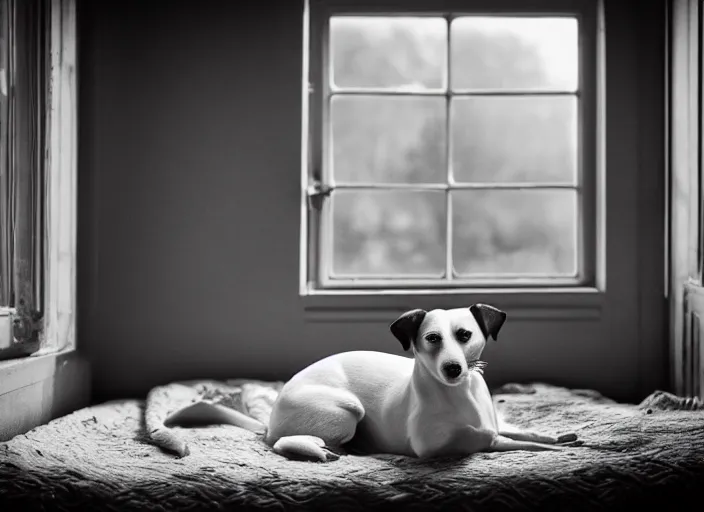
[0,348,80,396]
[0,348,90,441]
[301,287,603,322]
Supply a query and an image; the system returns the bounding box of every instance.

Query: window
[0,0,77,359]
[302,0,599,294]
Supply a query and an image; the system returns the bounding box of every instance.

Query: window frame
[301,0,602,296]
[668,0,703,396]
[0,0,77,359]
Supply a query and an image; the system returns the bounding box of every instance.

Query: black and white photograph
[0,0,702,510]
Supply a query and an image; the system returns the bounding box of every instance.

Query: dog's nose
[442,362,463,379]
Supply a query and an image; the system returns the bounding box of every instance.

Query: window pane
[330,16,447,90]
[331,190,446,277]
[452,190,578,276]
[331,96,446,184]
[451,96,577,184]
[450,17,578,91]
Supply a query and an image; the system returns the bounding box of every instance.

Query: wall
[77,0,668,404]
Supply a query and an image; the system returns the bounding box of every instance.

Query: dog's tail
[164,402,268,435]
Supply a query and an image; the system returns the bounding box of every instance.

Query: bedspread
[1,380,703,511]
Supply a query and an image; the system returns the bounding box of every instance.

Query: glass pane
[330,16,447,90]
[452,190,578,276]
[331,96,446,184]
[451,96,577,184]
[451,17,578,91]
[331,190,446,277]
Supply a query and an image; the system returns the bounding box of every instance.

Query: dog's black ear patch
[469,304,507,341]
[390,309,427,351]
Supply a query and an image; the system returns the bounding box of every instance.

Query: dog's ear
[469,303,507,341]
[390,309,427,351]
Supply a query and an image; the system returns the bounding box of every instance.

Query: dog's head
[389,304,506,386]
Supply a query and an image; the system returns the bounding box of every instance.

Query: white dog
[186,304,577,461]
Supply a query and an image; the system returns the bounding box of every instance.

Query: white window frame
[0,0,77,358]
[42,0,77,354]
[668,0,703,397]
[300,0,603,298]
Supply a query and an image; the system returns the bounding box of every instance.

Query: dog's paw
[272,435,345,462]
[556,433,583,448]
[557,433,578,444]
[321,447,341,462]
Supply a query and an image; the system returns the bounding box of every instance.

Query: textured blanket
[1,380,704,511]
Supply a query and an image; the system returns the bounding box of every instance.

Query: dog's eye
[425,333,442,344]
[456,329,472,342]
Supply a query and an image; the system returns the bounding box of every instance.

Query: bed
[1,379,703,511]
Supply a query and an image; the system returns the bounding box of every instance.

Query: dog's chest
[421,390,495,430]
[409,378,498,457]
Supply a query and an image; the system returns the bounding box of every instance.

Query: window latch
[306,181,333,211]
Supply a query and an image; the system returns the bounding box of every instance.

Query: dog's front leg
[489,434,565,452]
[415,425,567,457]
[498,421,559,444]
[496,414,578,445]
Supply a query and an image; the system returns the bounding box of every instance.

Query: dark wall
[77,0,667,403]
[78,0,310,400]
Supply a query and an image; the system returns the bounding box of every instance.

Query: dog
[185,304,577,461]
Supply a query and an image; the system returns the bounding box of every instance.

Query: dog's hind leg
[266,385,365,462]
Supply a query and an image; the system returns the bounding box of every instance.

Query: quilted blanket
[1,380,704,511]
